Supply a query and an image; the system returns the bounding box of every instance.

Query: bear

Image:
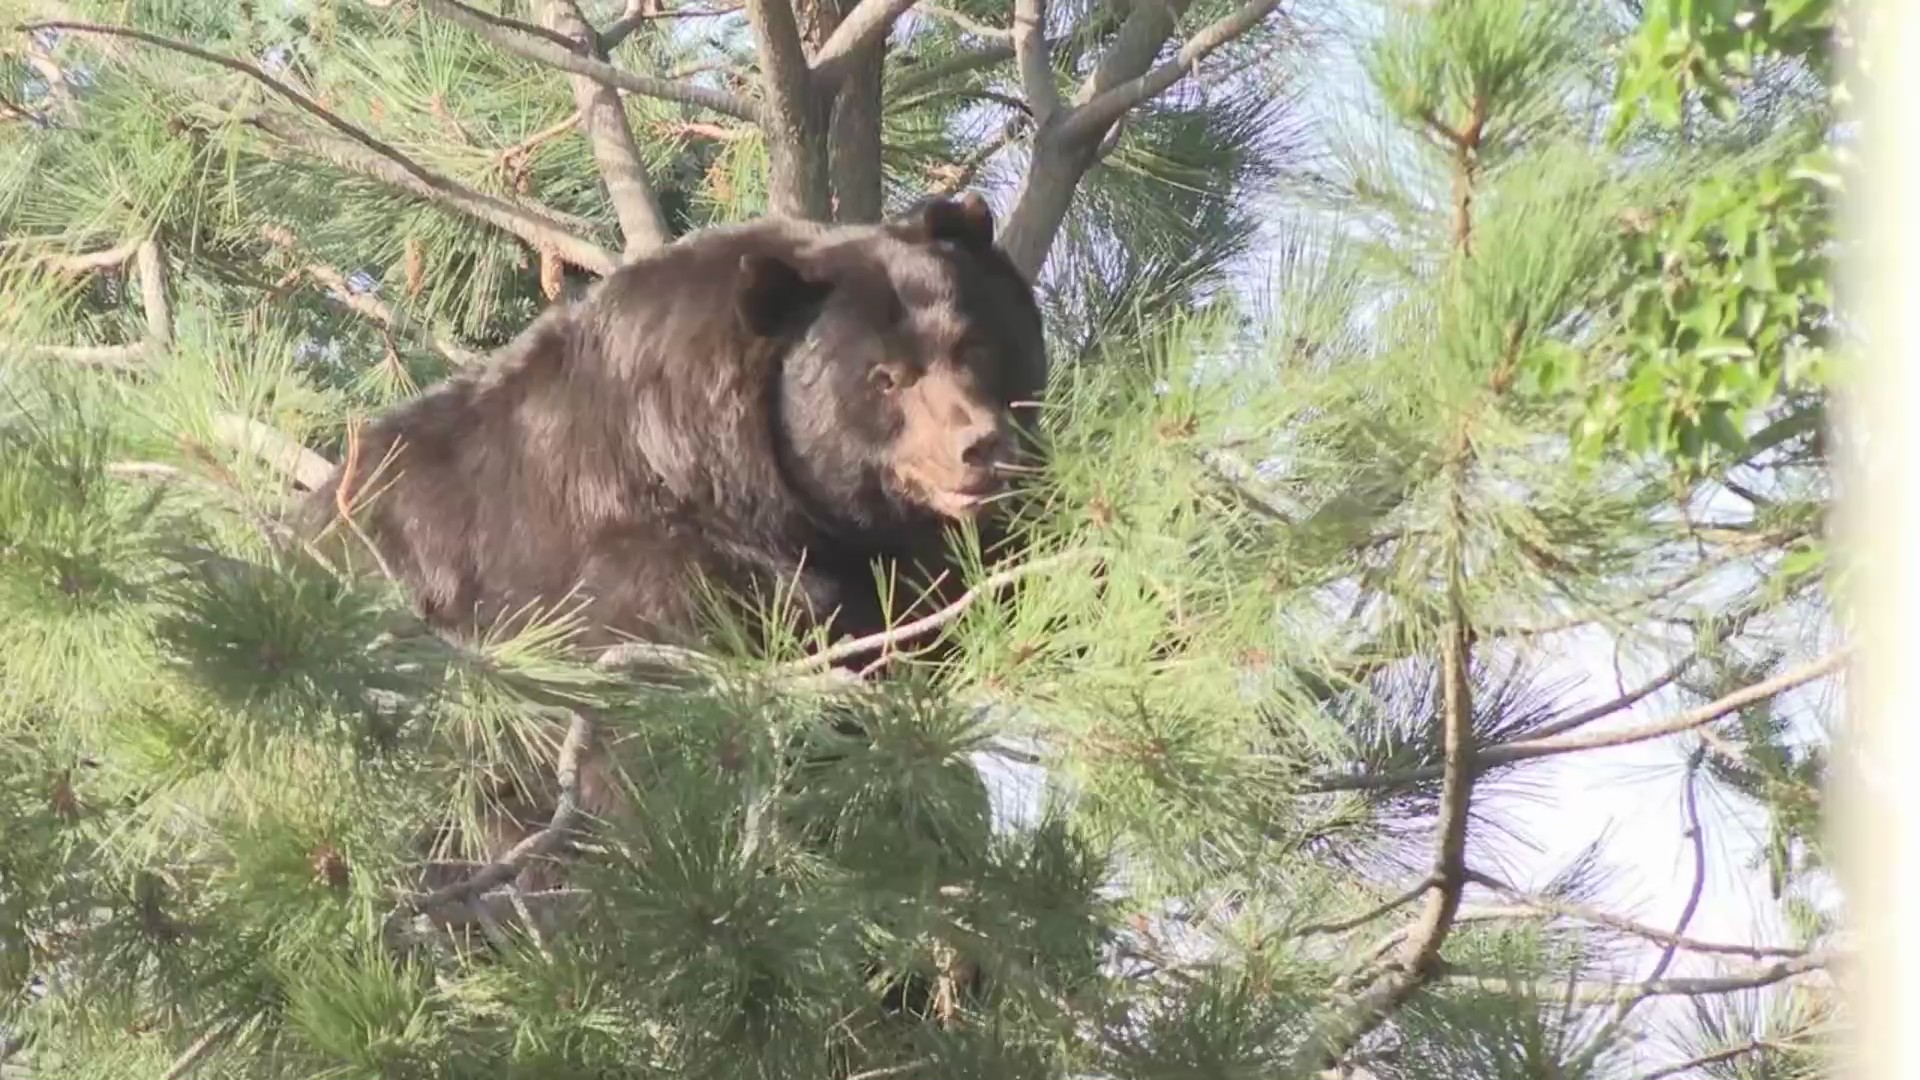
[295,192,1047,659]
[293,196,1051,1022]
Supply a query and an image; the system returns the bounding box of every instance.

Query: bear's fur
[295,194,1047,657]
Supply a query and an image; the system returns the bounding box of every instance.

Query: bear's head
[735,194,1048,541]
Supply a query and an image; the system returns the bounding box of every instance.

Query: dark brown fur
[296,196,1047,656]
[297,197,1048,905]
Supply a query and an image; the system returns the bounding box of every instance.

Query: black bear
[296,193,1047,658]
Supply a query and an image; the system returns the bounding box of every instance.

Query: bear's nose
[961,426,1009,469]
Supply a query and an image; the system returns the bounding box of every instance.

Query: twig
[1638,1040,1777,1080]
[420,0,757,122]
[922,4,1009,39]
[1289,878,1432,938]
[601,3,746,51]
[159,1018,238,1080]
[1595,756,1710,1038]
[1306,650,1848,791]
[845,1061,929,1080]
[774,550,1094,674]
[29,237,143,274]
[1463,869,1805,959]
[298,259,484,366]
[19,20,619,275]
[1438,950,1834,1004]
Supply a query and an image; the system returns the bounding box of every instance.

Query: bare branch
[1056,0,1286,143]
[30,238,143,275]
[5,342,146,369]
[300,260,484,366]
[418,0,759,121]
[135,238,171,350]
[1463,870,1807,959]
[1306,650,1848,791]
[543,0,672,256]
[159,1017,241,1080]
[209,415,336,490]
[1438,950,1836,1004]
[21,20,620,275]
[1013,0,1061,124]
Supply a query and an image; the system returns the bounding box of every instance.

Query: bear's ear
[913,192,995,251]
[736,253,830,337]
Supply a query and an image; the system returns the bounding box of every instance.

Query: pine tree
[1,2,1851,1079]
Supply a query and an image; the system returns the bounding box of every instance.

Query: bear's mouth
[917,475,1007,520]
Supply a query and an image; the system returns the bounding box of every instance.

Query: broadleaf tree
[0,1,1857,1078]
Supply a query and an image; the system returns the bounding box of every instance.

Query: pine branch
[810,0,918,91]
[602,2,746,50]
[1527,604,1766,741]
[159,1018,240,1080]
[542,0,672,256]
[1306,650,1848,791]
[1055,0,1287,143]
[18,20,620,275]
[1293,430,1481,1075]
[417,0,759,122]
[246,113,616,274]
[920,3,1010,39]
[1463,870,1807,959]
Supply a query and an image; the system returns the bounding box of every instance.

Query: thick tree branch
[418,0,759,121]
[1307,650,1848,791]
[1012,0,1061,124]
[809,0,917,90]
[749,0,830,217]
[1056,0,1285,143]
[30,237,143,275]
[543,0,672,256]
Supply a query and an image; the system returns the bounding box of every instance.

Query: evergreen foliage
[1,1,1850,1078]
